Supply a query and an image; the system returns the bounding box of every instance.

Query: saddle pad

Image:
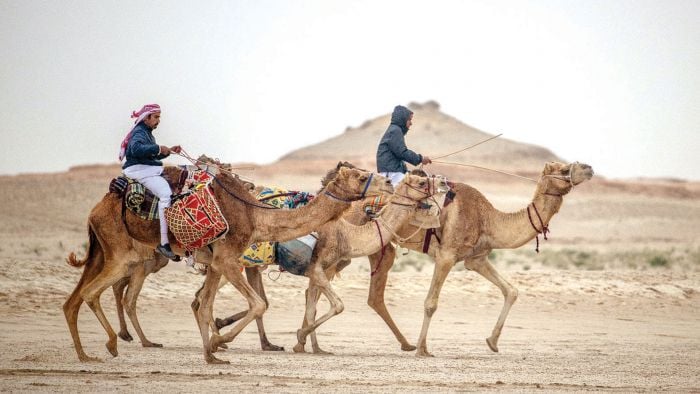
[165,185,229,251]
[238,187,313,267]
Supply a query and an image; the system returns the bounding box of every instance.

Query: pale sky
[1,0,699,180]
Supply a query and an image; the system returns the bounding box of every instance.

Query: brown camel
[63,163,393,363]
[292,173,449,353]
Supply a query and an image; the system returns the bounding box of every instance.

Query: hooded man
[376,105,431,186]
[119,103,181,260]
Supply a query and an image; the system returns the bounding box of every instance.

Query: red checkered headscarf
[118,103,161,161]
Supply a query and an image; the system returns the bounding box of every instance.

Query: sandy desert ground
[0,165,699,392]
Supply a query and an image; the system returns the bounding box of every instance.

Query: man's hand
[170,145,182,154]
[159,145,171,155]
[421,155,432,165]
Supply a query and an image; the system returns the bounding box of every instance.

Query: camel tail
[66,225,98,268]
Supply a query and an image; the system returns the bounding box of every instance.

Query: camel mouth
[571,163,594,185]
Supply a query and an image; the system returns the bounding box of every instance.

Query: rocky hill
[258,101,562,181]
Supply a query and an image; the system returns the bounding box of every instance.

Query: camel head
[326,166,394,200]
[394,174,439,202]
[539,161,594,195]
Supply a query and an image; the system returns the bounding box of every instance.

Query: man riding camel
[119,103,181,260]
[376,105,431,186]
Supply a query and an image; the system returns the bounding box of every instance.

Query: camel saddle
[109,168,189,220]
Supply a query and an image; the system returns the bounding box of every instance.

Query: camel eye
[418,181,426,187]
[359,175,368,182]
[562,168,570,175]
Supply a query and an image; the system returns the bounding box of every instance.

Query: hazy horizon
[2,1,699,180]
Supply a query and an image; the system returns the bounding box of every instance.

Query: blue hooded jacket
[376,105,422,173]
[122,122,169,169]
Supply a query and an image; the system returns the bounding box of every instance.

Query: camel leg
[293,262,344,353]
[207,261,266,357]
[366,248,416,351]
[195,267,228,364]
[308,266,340,354]
[123,262,162,348]
[113,277,133,342]
[416,254,455,357]
[465,255,518,353]
[63,249,104,362]
[246,267,284,351]
[293,283,320,353]
[79,258,130,359]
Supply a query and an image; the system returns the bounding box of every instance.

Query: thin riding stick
[431,133,503,160]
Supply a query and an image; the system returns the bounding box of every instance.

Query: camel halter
[323,172,375,203]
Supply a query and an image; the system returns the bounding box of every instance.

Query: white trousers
[123,165,172,245]
[380,172,406,187]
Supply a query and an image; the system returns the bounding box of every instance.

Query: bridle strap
[526,202,550,253]
[371,220,386,276]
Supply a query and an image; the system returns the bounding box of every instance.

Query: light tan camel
[64,163,393,363]
[383,161,594,356]
[291,173,449,353]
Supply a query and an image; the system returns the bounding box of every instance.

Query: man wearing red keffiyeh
[120,103,181,260]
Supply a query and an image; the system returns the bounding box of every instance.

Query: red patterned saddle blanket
[165,181,229,252]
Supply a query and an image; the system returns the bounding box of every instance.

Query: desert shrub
[648,255,669,267]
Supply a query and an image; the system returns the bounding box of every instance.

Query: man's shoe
[156,243,178,260]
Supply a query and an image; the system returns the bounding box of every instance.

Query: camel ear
[543,162,555,174]
[336,161,344,170]
[338,166,349,176]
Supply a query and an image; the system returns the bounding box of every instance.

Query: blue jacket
[376,105,422,173]
[122,122,169,169]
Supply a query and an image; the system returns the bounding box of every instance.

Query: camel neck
[249,191,351,243]
[487,191,564,250]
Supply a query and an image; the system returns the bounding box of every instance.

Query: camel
[368,161,594,357]
[63,163,393,363]
[291,173,449,353]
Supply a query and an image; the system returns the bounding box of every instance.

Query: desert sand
[0,161,698,393]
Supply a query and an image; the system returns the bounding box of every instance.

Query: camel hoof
[217,343,228,350]
[118,331,134,342]
[143,342,163,348]
[401,344,417,351]
[106,341,118,357]
[293,344,306,353]
[78,354,103,363]
[206,354,230,364]
[415,350,434,358]
[214,318,226,330]
[486,337,499,353]
[262,343,285,352]
[312,348,333,355]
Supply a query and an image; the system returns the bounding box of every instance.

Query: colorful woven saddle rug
[239,186,314,274]
[108,167,190,221]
